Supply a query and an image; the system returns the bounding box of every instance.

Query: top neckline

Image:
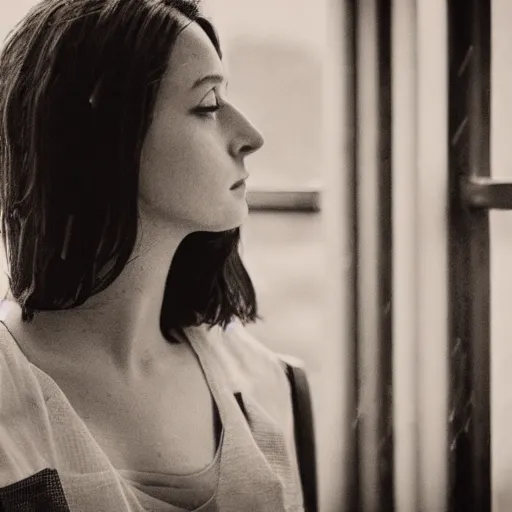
[0,302,227,481]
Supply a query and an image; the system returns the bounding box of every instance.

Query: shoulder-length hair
[0,0,260,340]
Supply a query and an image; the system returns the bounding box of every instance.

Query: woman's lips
[230,176,248,190]
[231,181,246,189]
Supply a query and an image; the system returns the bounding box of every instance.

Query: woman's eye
[195,104,220,113]
[194,91,222,117]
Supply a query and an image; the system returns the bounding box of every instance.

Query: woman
[0,0,307,510]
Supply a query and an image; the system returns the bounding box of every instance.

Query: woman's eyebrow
[191,73,228,90]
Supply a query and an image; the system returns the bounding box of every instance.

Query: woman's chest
[48,355,220,476]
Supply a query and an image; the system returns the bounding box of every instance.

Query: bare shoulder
[221,320,305,370]
[206,320,306,401]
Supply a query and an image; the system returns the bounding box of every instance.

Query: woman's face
[139,20,264,233]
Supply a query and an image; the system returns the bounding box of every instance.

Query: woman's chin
[207,205,249,233]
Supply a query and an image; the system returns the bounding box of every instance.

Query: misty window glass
[490,0,512,508]
[203,0,326,190]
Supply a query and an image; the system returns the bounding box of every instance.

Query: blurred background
[199,0,327,368]
[201,3,340,509]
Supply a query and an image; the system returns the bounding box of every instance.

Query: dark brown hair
[0,0,260,340]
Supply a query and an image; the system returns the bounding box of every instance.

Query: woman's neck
[5,210,193,377]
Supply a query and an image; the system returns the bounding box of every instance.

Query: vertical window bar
[376,1,394,508]
[347,1,360,511]
[415,0,449,508]
[355,0,394,509]
[324,0,358,508]
[448,1,492,511]
[391,0,420,509]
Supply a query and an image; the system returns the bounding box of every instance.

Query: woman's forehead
[163,21,223,92]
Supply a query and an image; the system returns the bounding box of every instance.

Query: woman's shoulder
[204,320,306,396]
[0,318,53,413]
[0,301,28,370]
[0,320,30,390]
[221,321,301,369]
[0,321,56,487]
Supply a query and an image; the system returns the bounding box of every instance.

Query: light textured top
[0,303,305,511]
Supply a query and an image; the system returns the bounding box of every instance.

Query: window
[204,0,326,192]
[203,2,337,509]
[490,1,512,510]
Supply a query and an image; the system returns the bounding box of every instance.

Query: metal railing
[247,187,321,213]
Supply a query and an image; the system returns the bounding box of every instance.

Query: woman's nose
[228,109,265,158]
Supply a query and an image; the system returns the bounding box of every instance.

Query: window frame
[448,1,492,510]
